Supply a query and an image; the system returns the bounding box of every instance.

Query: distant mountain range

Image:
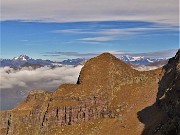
[0,55,85,67]
[60,58,86,65]
[120,55,166,65]
[0,54,167,68]
[0,55,56,67]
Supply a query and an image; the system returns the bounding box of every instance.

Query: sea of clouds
[0,65,82,110]
[0,65,83,91]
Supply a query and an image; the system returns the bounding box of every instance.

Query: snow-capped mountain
[119,55,164,65]
[12,55,30,61]
[0,55,86,67]
[0,54,167,68]
[0,55,55,67]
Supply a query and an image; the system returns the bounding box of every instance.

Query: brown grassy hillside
[1,52,164,135]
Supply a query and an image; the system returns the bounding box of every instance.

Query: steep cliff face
[156,50,180,135]
[159,51,180,135]
[0,92,111,135]
[139,50,180,135]
[0,53,161,135]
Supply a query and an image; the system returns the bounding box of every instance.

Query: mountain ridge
[1,51,177,135]
[0,54,167,68]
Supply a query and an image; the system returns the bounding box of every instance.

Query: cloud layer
[0,66,82,90]
[54,26,179,42]
[0,66,82,110]
[44,49,178,59]
[1,0,179,26]
[133,66,163,71]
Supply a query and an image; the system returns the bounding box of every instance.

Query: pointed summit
[86,52,130,67]
[13,54,30,61]
[97,52,116,58]
[77,52,135,85]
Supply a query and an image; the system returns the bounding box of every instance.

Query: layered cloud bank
[0,66,82,90]
[0,65,82,110]
[44,49,177,59]
[133,66,162,71]
[1,0,178,26]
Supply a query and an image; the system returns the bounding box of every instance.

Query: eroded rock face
[140,50,180,135]
[0,53,161,135]
[42,96,111,128]
[156,50,180,135]
[0,94,112,135]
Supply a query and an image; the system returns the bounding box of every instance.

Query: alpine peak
[13,54,30,61]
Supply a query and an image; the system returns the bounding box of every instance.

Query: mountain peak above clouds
[121,55,144,61]
[120,55,166,65]
[1,54,55,67]
[13,54,30,61]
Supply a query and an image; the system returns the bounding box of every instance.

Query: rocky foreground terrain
[138,50,180,135]
[0,50,179,135]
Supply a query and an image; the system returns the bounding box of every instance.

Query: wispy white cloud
[79,36,115,42]
[79,41,105,45]
[53,29,94,34]
[109,49,178,58]
[130,49,178,58]
[43,49,178,59]
[52,25,179,42]
[105,50,127,55]
[53,26,178,35]
[20,39,29,42]
[44,52,98,58]
[1,0,179,26]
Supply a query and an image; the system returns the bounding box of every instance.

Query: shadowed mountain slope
[138,49,180,135]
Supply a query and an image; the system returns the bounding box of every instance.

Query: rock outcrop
[1,52,165,135]
[0,92,112,135]
[138,49,180,135]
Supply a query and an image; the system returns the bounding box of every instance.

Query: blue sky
[1,0,179,61]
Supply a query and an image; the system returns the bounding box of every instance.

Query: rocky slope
[0,52,166,135]
[138,50,180,135]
